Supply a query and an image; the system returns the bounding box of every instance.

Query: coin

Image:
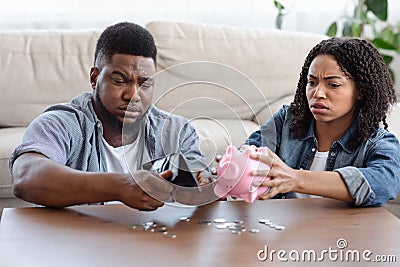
[128,224,142,229]
[199,220,212,225]
[258,219,270,224]
[228,225,245,231]
[231,230,242,235]
[165,233,177,239]
[180,216,190,221]
[156,226,168,233]
[216,223,229,229]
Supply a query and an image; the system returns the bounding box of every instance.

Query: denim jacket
[245,105,400,206]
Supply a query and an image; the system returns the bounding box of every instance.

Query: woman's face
[306,55,360,127]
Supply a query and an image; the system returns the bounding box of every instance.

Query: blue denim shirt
[9,92,206,174]
[245,105,400,207]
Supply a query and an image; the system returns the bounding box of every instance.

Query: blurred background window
[0,0,398,34]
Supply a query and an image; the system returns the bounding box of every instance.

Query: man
[10,22,211,211]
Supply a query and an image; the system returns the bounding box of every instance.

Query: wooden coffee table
[1,198,399,266]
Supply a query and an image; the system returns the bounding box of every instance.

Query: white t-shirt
[309,151,329,172]
[101,130,144,204]
[102,130,144,174]
[295,151,329,199]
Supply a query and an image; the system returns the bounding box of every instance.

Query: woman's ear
[356,89,362,100]
[90,67,99,89]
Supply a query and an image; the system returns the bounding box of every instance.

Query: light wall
[1,0,399,88]
[1,0,399,33]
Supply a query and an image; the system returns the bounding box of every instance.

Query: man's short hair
[94,22,157,68]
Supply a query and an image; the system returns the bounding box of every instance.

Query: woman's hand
[250,147,301,200]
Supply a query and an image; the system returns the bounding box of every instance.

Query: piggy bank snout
[218,161,240,181]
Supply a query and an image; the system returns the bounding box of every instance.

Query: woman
[246,37,400,206]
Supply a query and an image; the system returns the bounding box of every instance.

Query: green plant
[326,0,400,82]
[273,0,286,30]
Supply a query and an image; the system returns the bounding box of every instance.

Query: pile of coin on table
[128,221,178,239]
[128,216,285,238]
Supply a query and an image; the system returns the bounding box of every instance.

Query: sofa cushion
[146,20,326,121]
[0,30,99,127]
[191,118,260,166]
[0,127,25,197]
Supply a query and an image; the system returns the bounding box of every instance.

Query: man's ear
[90,67,99,90]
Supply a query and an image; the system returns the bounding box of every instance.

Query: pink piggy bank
[214,145,271,203]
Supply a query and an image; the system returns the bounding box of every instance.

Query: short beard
[94,91,124,133]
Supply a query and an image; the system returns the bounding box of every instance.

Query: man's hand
[169,170,217,205]
[196,170,213,186]
[118,170,174,211]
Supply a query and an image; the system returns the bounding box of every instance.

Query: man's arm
[12,152,172,211]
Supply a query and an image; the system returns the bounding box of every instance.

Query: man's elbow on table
[11,153,50,205]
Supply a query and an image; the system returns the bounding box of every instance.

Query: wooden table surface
[1,198,399,266]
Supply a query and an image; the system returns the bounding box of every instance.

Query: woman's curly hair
[290,37,397,148]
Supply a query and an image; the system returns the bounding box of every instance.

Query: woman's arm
[250,149,354,203]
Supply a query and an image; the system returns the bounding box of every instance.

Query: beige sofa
[1,21,399,212]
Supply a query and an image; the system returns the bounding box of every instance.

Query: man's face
[90,54,156,128]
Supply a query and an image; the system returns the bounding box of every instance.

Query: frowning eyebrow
[308,74,345,80]
[111,70,130,80]
[111,71,154,83]
[139,77,154,84]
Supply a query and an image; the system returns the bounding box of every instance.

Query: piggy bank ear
[239,145,250,152]
[226,144,238,154]
[219,145,234,165]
